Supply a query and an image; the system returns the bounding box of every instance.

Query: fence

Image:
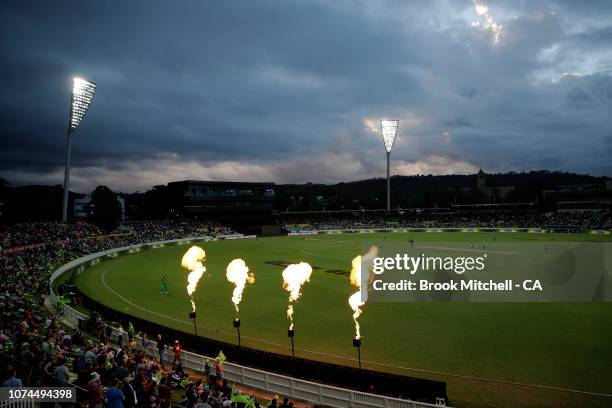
[103,328,446,408]
[49,238,449,408]
[0,399,34,408]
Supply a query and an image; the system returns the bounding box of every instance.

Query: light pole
[62,77,96,223]
[381,120,399,213]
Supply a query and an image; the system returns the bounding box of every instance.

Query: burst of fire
[226,258,255,317]
[281,262,313,330]
[181,246,207,312]
[348,246,379,339]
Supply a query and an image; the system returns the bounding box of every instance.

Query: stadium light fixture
[381,120,399,213]
[62,77,96,223]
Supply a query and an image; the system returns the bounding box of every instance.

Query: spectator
[279,397,290,408]
[87,372,104,408]
[121,377,138,408]
[2,367,22,387]
[204,358,211,377]
[215,358,224,381]
[54,357,70,384]
[141,332,150,355]
[112,360,129,382]
[157,334,166,367]
[220,379,232,398]
[172,340,182,366]
[106,379,125,408]
[157,376,173,408]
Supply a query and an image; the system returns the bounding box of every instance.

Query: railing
[102,328,445,408]
[49,237,449,408]
[0,399,35,408]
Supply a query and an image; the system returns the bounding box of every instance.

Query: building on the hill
[461,169,515,203]
[477,169,486,190]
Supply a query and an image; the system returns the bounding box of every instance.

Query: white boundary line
[100,260,192,327]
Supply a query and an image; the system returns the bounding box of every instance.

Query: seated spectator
[2,367,22,387]
[87,372,104,408]
[106,379,125,408]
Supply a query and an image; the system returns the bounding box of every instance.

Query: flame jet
[226,259,255,317]
[180,246,207,312]
[281,262,313,330]
[348,246,379,339]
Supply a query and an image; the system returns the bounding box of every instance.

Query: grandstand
[167,181,278,236]
[1,203,611,407]
[279,208,611,232]
[1,220,450,407]
[2,0,611,405]
[1,163,611,408]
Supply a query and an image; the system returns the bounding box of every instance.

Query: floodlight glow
[70,77,96,130]
[381,120,399,153]
[62,76,96,223]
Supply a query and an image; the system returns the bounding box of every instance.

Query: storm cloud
[1,0,611,192]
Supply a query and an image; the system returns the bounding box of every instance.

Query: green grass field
[75,232,612,408]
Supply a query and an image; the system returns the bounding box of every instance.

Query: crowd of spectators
[0,220,238,251]
[538,211,612,230]
[281,214,385,231]
[0,290,263,408]
[281,210,612,231]
[1,212,610,406]
[0,220,275,407]
[0,222,104,249]
[124,221,236,244]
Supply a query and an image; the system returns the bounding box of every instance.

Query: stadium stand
[0,221,270,408]
[1,211,610,406]
[280,209,611,232]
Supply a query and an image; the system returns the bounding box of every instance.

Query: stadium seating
[0,212,609,406]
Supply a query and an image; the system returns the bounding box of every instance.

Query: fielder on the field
[160,275,169,295]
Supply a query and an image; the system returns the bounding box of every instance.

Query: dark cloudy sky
[1,0,611,193]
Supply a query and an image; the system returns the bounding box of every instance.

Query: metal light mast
[381,120,399,213]
[62,77,96,222]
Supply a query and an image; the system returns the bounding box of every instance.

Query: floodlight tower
[62,78,96,223]
[381,120,399,213]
